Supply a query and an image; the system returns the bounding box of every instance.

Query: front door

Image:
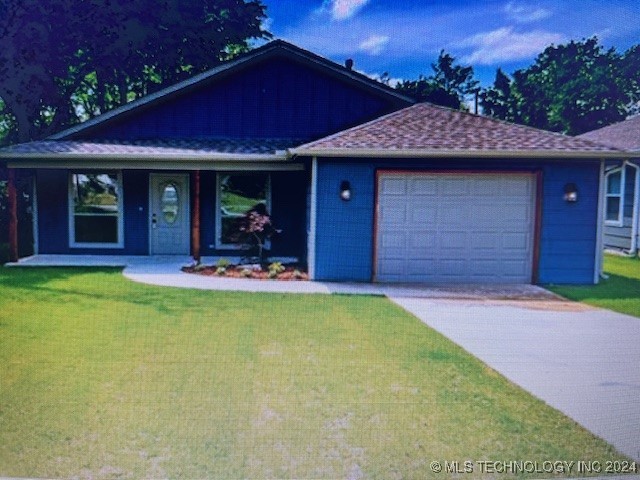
[150,173,190,255]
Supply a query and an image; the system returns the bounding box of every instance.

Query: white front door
[150,173,190,255]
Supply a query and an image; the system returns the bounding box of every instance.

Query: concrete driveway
[392,296,640,462]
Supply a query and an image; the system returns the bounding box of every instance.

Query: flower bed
[182,262,309,281]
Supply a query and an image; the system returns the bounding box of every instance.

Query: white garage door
[376,172,536,283]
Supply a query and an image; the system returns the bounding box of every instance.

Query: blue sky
[259,0,640,86]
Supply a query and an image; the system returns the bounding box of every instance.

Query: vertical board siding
[315,162,376,281]
[80,59,389,142]
[314,159,600,284]
[537,163,599,284]
[37,169,149,255]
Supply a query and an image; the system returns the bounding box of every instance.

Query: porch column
[191,170,201,264]
[7,167,18,262]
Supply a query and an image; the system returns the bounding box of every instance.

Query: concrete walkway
[393,296,640,462]
[10,255,559,299]
[9,254,640,463]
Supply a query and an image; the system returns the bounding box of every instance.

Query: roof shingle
[293,103,622,157]
[0,138,303,158]
[578,115,640,151]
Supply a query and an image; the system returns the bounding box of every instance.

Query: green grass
[0,268,628,478]
[549,254,640,317]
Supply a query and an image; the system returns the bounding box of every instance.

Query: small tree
[234,204,280,263]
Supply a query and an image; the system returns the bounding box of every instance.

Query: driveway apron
[391,296,640,461]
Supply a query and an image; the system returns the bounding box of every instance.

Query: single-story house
[579,116,640,255]
[0,40,626,284]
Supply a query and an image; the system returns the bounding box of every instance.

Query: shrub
[215,258,231,268]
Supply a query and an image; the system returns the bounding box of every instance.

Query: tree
[479,68,515,121]
[396,50,478,110]
[481,38,635,135]
[0,0,270,143]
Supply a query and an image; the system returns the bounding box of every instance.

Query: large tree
[396,50,478,110]
[481,38,638,135]
[0,0,270,143]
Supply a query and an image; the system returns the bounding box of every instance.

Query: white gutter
[627,160,640,256]
[595,159,606,284]
[289,147,625,160]
[307,157,318,280]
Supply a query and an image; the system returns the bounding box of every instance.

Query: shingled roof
[292,103,623,158]
[578,115,640,152]
[0,138,302,160]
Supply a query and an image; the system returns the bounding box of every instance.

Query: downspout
[594,159,606,284]
[307,157,318,280]
[627,160,640,256]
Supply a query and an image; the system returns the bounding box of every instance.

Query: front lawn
[549,253,640,317]
[0,268,628,478]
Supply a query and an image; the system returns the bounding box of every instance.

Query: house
[0,40,625,284]
[579,116,640,255]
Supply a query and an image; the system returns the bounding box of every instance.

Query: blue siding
[37,169,149,255]
[314,159,600,284]
[537,163,599,284]
[78,58,394,142]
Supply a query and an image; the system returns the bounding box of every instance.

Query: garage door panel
[376,173,535,283]
[379,177,407,195]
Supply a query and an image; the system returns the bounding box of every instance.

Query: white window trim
[215,172,272,250]
[68,171,124,249]
[604,167,625,227]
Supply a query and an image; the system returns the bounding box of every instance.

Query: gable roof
[49,40,413,141]
[291,103,624,159]
[578,115,640,152]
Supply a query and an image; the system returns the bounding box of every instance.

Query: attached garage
[375,171,537,283]
[296,102,621,285]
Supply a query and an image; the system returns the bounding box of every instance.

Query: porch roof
[0,137,303,161]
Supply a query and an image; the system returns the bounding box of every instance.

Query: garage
[375,171,537,283]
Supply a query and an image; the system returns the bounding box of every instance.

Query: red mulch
[181,264,309,281]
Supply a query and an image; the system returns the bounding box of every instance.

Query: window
[605,168,625,225]
[69,172,123,247]
[216,173,270,248]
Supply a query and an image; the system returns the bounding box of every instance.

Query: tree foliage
[481,38,640,135]
[396,50,478,110]
[0,0,270,143]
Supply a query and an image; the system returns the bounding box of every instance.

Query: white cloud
[504,2,552,23]
[320,0,371,21]
[358,35,389,55]
[459,27,565,65]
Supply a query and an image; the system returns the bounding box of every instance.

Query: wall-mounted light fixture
[563,183,578,202]
[340,181,352,201]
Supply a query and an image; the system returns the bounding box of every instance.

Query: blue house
[1,40,625,284]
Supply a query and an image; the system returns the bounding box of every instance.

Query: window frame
[604,167,625,227]
[68,171,124,249]
[215,172,272,250]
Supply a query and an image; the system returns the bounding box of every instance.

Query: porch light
[563,183,578,202]
[340,181,352,201]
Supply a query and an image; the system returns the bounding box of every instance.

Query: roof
[48,40,413,141]
[578,115,640,151]
[0,138,302,161]
[291,103,625,159]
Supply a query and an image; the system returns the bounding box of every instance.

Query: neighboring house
[0,40,625,284]
[579,116,640,255]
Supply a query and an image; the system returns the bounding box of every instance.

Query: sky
[259,0,640,87]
